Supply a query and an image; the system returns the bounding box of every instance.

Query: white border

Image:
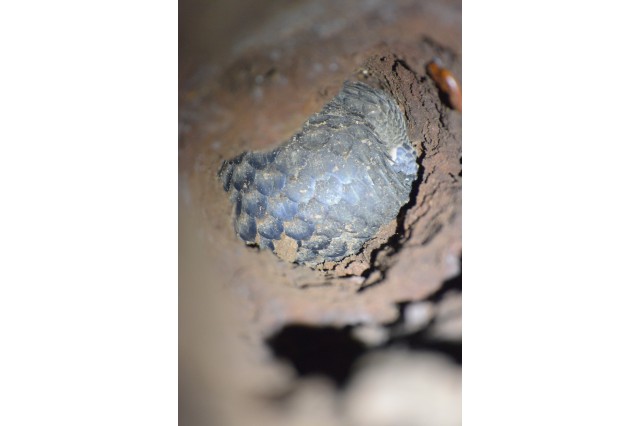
[465,1,640,424]
[1,2,177,425]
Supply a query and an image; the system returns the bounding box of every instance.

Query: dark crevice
[391,57,418,78]
[426,261,462,303]
[434,87,453,115]
[357,141,427,289]
[265,259,461,387]
[387,257,460,329]
[397,338,462,364]
[266,325,366,388]
[384,257,461,363]
[265,321,461,388]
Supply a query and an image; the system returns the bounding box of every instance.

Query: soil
[179,1,461,424]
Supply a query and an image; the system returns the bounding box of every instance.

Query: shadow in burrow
[265,258,461,388]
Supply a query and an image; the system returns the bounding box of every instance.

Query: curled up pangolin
[218,81,418,266]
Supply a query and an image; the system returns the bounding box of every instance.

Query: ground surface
[179,1,461,424]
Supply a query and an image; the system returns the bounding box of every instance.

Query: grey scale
[219,81,418,266]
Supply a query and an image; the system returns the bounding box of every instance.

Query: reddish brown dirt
[180,1,461,425]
